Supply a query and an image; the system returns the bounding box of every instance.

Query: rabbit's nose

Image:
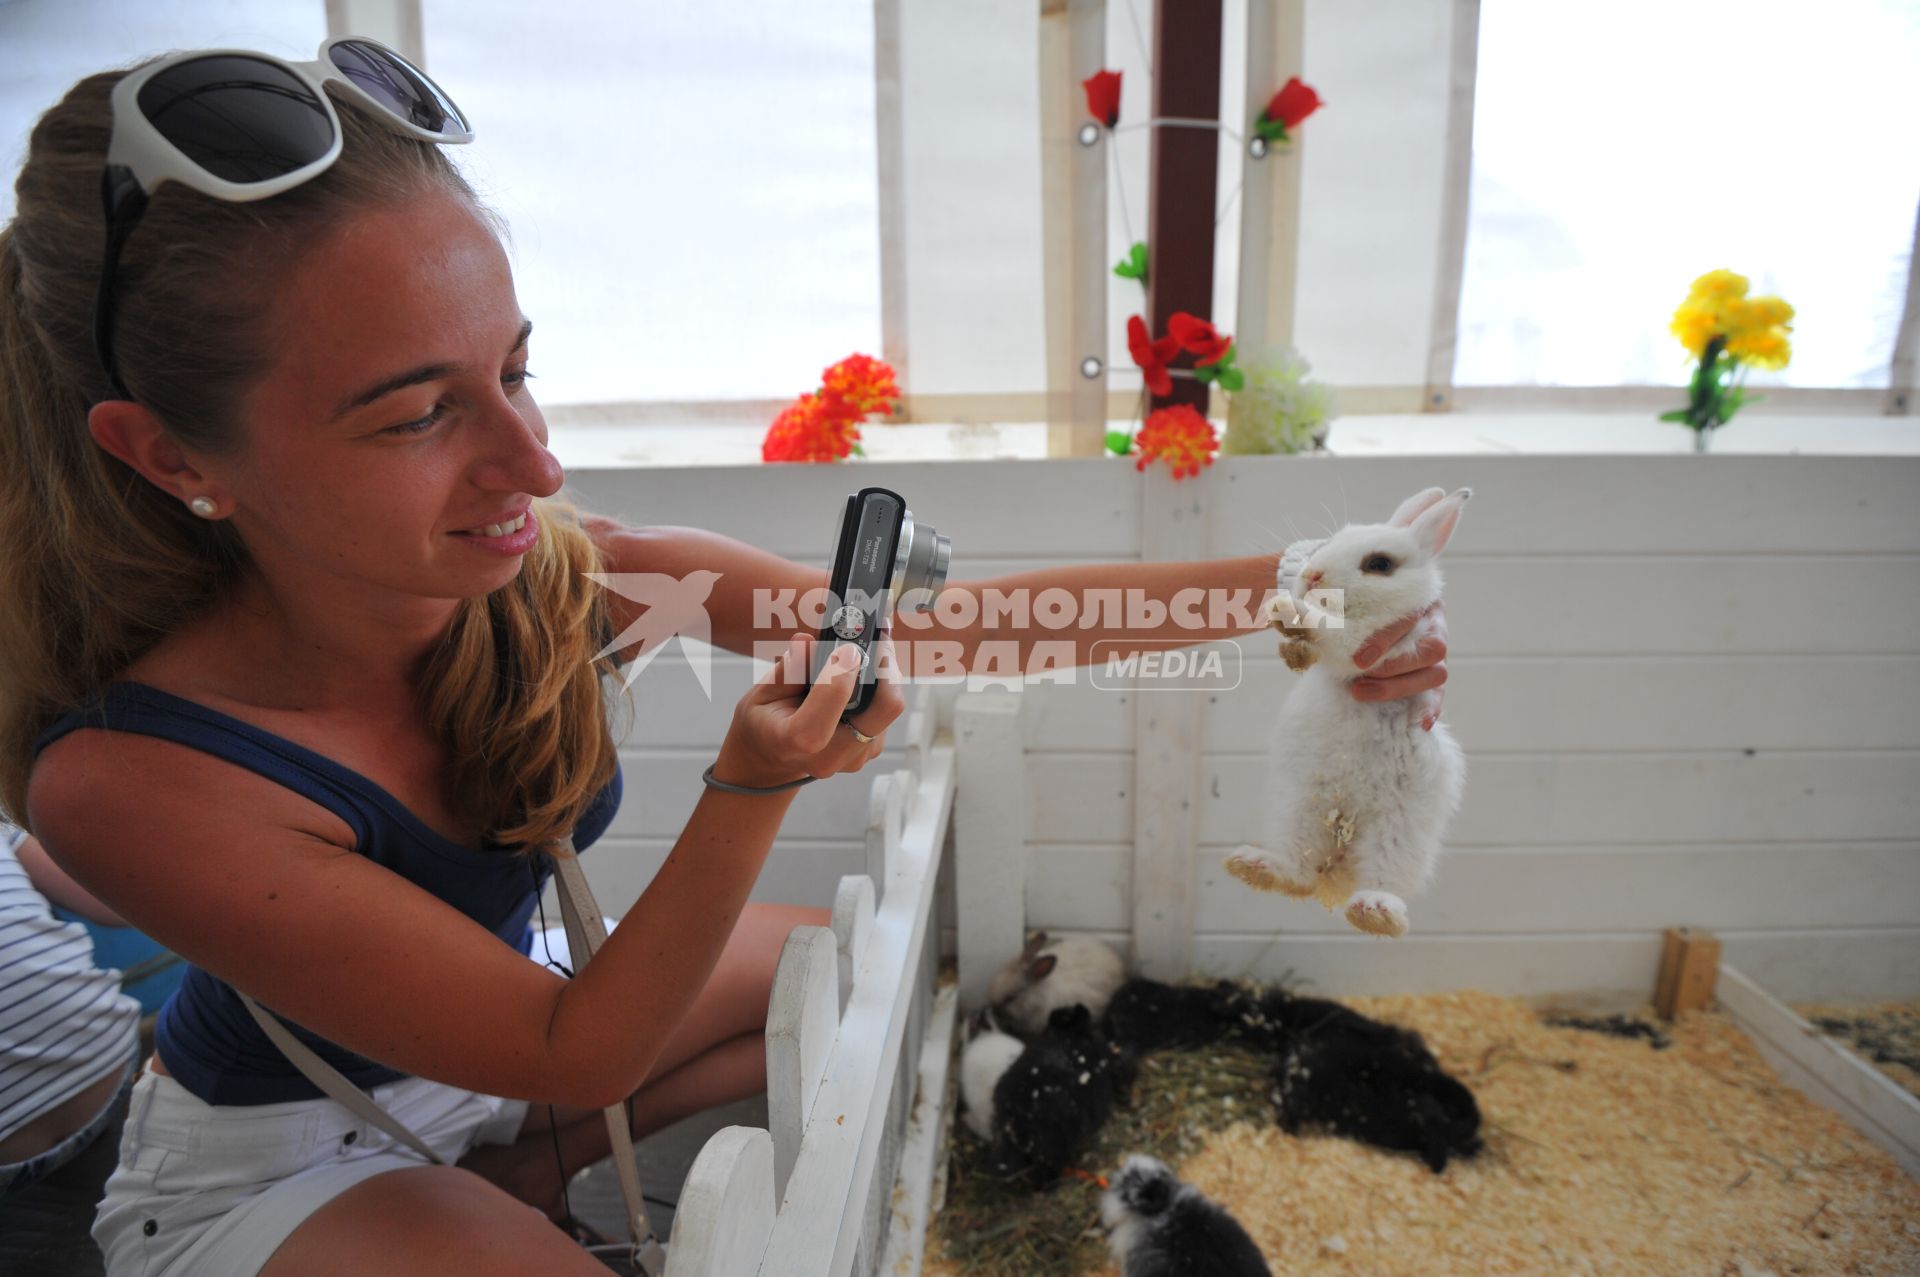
[1301,569,1324,590]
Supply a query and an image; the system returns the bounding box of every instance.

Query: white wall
[561,453,1920,1005]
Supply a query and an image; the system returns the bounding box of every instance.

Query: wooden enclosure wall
[565,454,1919,1005]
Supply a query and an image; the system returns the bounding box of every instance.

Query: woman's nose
[474,400,564,498]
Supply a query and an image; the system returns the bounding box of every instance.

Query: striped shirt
[0,824,141,1144]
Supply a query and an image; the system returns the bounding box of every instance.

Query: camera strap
[238,835,667,1276]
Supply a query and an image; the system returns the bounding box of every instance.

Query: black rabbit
[1100,1154,1272,1277]
[1270,1008,1481,1172]
[1103,978,1255,1054]
[988,1004,1133,1184]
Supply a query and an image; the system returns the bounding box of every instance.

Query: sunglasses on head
[95,36,474,401]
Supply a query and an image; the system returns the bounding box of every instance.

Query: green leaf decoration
[1106,428,1135,456]
[1112,241,1149,285]
[1218,367,1245,393]
[850,442,866,458]
[1194,364,1219,386]
[1253,115,1290,144]
[1658,409,1693,423]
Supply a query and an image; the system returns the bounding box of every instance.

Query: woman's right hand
[714,632,900,787]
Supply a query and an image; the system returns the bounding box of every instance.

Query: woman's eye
[383,404,447,436]
[503,367,536,392]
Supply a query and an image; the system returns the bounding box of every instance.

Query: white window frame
[335,0,1915,432]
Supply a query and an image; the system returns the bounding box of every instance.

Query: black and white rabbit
[988,931,1128,1037]
[960,1018,1027,1143]
[1225,486,1472,938]
[1270,1008,1482,1173]
[1100,1154,1272,1277]
[987,1004,1133,1183]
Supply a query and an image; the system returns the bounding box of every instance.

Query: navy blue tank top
[33,682,622,1106]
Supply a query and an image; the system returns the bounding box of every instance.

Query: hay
[932,1042,1271,1276]
[927,991,1920,1277]
[1794,1000,1920,1100]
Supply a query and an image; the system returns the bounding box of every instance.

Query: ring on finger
[847,723,877,745]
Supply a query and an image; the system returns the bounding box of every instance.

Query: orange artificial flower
[821,353,900,415]
[1133,404,1219,479]
[762,392,865,463]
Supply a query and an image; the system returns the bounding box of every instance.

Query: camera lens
[895,511,950,612]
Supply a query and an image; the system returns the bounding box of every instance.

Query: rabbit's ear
[1409,488,1472,558]
[1387,487,1447,527]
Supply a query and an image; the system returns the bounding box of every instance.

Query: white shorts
[92,921,603,1277]
[95,1068,529,1276]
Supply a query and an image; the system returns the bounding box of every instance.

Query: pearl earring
[188,496,217,518]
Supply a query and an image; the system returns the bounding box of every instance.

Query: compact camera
[809,486,951,718]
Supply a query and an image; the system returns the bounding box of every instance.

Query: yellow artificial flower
[1671,270,1793,370]
[1670,300,1719,357]
[1688,269,1749,302]
[1737,295,1795,330]
[1727,328,1792,370]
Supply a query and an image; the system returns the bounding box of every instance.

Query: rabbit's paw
[1344,890,1409,937]
[1224,846,1317,897]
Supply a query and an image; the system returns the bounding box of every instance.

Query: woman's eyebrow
[330,319,534,421]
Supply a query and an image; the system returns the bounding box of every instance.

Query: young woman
[0,40,1445,1277]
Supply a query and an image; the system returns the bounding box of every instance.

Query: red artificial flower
[1167,312,1232,367]
[821,353,900,415]
[1264,77,1323,131]
[1133,404,1219,480]
[1127,314,1179,398]
[1083,69,1122,129]
[762,392,865,463]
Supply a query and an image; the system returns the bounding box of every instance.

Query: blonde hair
[0,67,619,851]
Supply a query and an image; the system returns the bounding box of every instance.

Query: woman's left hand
[1348,599,1448,730]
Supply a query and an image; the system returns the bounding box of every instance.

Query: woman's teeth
[467,513,527,538]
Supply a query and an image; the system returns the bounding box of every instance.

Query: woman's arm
[587,519,1445,721]
[583,517,827,664]
[27,636,885,1111]
[14,830,128,926]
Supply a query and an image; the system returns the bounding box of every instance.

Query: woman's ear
[86,400,215,504]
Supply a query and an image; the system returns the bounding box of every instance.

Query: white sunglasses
[95,36,474,399]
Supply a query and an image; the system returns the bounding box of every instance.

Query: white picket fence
[663,686,960,1277]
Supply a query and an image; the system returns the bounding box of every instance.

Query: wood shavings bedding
[927,990,1920,1277]
[1793,1000,1920,1100]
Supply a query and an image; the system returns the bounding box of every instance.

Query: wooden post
[1653,927,1722,1019]
[1129,472,1208,979]
[1145,0,1224,415]
[1235,0,1305,354]
[1040,0,1110,455]
[954,692,1028,1010]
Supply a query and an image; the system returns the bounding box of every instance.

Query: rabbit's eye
[1361,553,1397,575]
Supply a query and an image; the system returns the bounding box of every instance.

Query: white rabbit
[1224,487,1471,938]
[987,931,1127,1037]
